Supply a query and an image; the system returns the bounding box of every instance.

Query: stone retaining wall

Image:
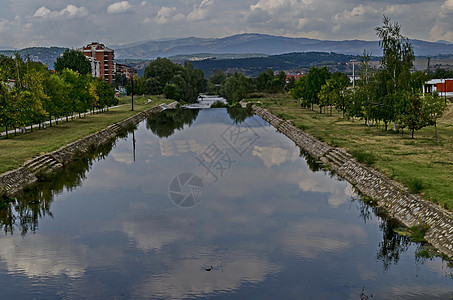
[252,105,453,259]
[0,103,177,195]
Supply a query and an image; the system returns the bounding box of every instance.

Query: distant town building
[114,63,137,80]
[423,79,453,98]
[286,74,304,83]
[80,42,114,84]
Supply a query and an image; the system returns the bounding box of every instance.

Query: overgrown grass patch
[351,150,377,166]
[394,224,429,242]
[407,178,424,194]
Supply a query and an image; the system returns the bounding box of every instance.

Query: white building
[423,79,453,98]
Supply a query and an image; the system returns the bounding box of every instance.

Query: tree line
[0,50,117,138]
[124,58,205,103]
[206,68,287,104]
[290,16,448,140]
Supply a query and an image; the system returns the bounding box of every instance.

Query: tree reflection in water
[225,107,254,124]
[299,149,324,173]
[351,195,411,271]
[0,108,444,277]
[0,136,118,236]
[146,109,200,138]
[300,145,414,272]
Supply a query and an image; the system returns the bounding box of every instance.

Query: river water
[0,108,451,299]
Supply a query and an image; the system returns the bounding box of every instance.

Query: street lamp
[131,74,134,111]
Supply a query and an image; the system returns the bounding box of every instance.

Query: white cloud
[33,7,51,18]
[252,145,298,168]
[107,1,132,14]
[1,0,451,50]
[335,5,379,23]
[33,5,88,19]
[442,0,453,11]
[155,7,177,24]
[0,18,10,33]
[187,0,214,21]
[430,0,453,41]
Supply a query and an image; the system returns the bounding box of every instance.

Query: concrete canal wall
[252,105,453,259]
[0,102,177,195]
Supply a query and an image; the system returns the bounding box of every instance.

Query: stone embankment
[0,102,177,195]
[252,105,453,259]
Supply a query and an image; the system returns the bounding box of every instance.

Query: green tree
[375,15,415,130]
[95,79,117,109]
[143,58,204,102]
[220,73,254,103]
[400,93,426,138]
[208,70,226,94]
[290,66,330,111]
[60,69,90,119]
[163,83,182,101]
[424,93,448,143]
[0,84,15,138]
[143,57,184,94]
[256,69,286,93]
[318,72,350,116]
[54,49,91,75]
[43,74,69,126]
[256,69,274,92]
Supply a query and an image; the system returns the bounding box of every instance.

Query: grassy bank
[0,95,171,174]
[245,95,453,211]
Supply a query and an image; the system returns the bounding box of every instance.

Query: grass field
[245,95,453,211]
[0,95,171,174]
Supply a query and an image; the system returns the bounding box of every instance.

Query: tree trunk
[435,121,438,143]
[393,121,397,132]
[384,122,388,131]
[6,125,9,138]
[50,117,52,127]
[30,125,32,132]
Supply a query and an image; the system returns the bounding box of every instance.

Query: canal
[0,108,451,299]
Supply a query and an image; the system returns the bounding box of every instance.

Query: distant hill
[192,52,370,77]
[114,33,453,59]
[0,47,67,69]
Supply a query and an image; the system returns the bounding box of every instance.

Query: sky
[0,0,452,49]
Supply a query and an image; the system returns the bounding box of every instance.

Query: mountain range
[114,33,453,59]
[1,33,453,71]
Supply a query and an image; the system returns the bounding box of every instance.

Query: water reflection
[0,108,451,299]
[146,109,199,138]
[0,137,116,236]
[226,107,254,124]
[351,196,412,271]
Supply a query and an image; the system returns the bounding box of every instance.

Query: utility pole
[131,75,134,111]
